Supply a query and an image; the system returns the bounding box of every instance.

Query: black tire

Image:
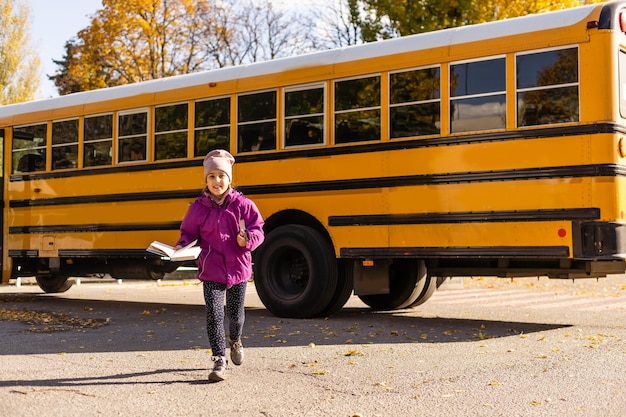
[253,225,338,318]
[358,259,427,310]
[318,259,354,317]
[405,273,437,308]
[35,273,73,293]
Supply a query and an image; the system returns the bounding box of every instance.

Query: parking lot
[1,274,625,417]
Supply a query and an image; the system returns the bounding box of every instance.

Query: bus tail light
[620,11,626,32]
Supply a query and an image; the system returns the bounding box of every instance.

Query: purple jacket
[176,188,265,288]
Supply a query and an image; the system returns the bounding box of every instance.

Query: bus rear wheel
[253,225,338,318]
[35,273,73,293]
[358,259,432,310]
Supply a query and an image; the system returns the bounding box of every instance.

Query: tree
[322,0,606,45]
[0,0,39,104]
[315,0,366,47]
[51,0,319,94]
[50,39,102,94]
[210,0,316,65]
[51,0,222,93]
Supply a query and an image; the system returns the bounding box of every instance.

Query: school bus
[2,2,626,318]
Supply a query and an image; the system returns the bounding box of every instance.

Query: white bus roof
[0,3,597,120]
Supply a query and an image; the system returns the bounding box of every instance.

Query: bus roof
[0,3,600,121]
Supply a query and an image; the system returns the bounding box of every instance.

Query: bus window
[194,97,230,157]
[238,91,277,153]
[52,118,78,170]
[118,109,148,163]
[390,67,441,138]
[285,84,325,148]
[618,49,626,117]
[517,47,579,127]
[334,75,381,143]
[12,124,47,174]
[155,102,188,161]
[84,114,113,167]
[450,57,506,133]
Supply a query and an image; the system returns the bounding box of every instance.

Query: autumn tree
[0,0,39,104]
[322,0,607,45]
[50,0,222,94]
[51,0,318,95]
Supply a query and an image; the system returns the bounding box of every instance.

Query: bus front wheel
[317,258,354,317]
[35,273,73,293]
[253,225,338,318]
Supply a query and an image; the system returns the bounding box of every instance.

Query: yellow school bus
[3,2,626,318]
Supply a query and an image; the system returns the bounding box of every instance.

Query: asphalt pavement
[1,274,625,417]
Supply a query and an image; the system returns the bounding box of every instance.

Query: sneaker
[229,337,244,366]
[209,356,228,382]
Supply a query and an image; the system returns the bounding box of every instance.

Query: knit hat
[203,149,235,180]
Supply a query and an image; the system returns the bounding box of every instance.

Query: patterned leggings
[202,280,247,357]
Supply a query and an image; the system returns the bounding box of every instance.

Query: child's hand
[236,231,247,247]
[174,245,182,251]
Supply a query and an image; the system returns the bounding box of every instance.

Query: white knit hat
[203,149,235,180]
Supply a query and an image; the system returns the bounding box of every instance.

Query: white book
[146,239,201,261]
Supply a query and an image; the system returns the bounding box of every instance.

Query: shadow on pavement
[0,292,571,356]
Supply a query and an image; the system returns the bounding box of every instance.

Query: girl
[175,149,264,382]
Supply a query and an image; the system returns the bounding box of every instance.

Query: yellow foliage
[61,0,222,92]
[0,0,39,103]
[359,0,606,37]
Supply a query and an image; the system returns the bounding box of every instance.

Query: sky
[29,0,102,99]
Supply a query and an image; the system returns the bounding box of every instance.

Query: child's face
[206,169,231,198]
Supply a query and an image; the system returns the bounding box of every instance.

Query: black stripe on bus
[8,122,625,183]
[59,249,153,257]
[7,249,153,258]
[8,221,181,235]
[10,190,199,207]
[239,164,626,196]
[8,208,599,236]
[328,208,600,227]
[8,245,571,259]
[339,246,570,258]
[9,163,626,208]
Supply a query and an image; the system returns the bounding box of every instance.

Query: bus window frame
[12,123,47,174]
[51,117,79,171]
[389,65,442,139]
[283,82,326,149]
[449,55,507,134]
[333,73,382,144]
[83,112,114,168]
[237,89,277,153]
[194,95,231,157]
[117,107,149,164]
[154,101,189,162]
[620,49,626,119]
[515,45,580,128]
